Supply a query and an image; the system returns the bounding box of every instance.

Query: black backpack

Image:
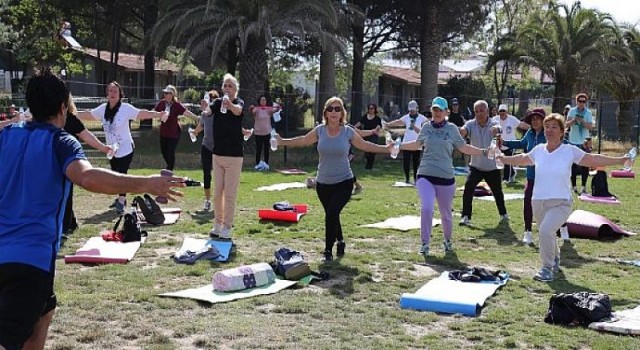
[544,292,612,326]
[591,170,615,197]
[133,194,165,225]
[113,213,147,243]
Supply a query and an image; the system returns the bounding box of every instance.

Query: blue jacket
[503,129,546,180]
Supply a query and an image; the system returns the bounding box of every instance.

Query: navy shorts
[0,263,56,350]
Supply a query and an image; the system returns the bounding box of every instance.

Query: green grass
[49,127,640,349]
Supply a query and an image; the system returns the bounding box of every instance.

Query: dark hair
[25,68,69,123]
[104,81,124,124]
[367,103,378,115]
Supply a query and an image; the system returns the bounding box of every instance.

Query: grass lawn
[48,127,640,349]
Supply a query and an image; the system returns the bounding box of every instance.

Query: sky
[558,0,640,26]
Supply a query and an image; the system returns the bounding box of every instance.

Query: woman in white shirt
[498,113,630,282]
[77,81,168,214]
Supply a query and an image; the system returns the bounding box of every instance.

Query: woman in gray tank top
[275,97,391,262]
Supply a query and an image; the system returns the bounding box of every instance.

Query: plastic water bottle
[156,169,173,204]
[270,129,278,151]
[220,94,229,113]
[18,107,25,122]
[188,127,197,142]
[495,151,504,170]
[487,139,497,160]
[385,131,393,145]
[390,137,401,159]
[244,128,253,141]
[624,147,637,171]
[106,142,119,160]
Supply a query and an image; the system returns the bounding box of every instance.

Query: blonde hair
[543,113,565,131]
[66,93,77,115]
[223,73,239,90]
[322,97,348,125]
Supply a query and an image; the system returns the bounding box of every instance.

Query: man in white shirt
[492,104,529,183]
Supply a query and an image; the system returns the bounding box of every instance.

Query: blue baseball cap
[431,97,448,111]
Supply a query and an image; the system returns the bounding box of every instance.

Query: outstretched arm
[77,129,110,154]
[578,153,627,168]
[276,127,318,147]
[351,130,391,154]
[137,110,168,121]
[497,153,534,167]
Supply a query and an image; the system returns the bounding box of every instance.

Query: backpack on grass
[133,194,165,225]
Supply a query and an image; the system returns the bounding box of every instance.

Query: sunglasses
[325,106,342,112]
[499,110,507,112]
[577,100,586,103]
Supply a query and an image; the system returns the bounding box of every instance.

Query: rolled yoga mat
[578,194,620,205]
[258,204,308,222]
[400,271,508,317]
[566,209,636,240]
[610,169,635,178]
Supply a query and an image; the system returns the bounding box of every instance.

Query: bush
[181,88,201,104]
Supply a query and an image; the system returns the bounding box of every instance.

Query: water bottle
[106,142,119,160]
[244,128,253,141]
[220,94,229,113]
[487,139,497,160]
[390,137,401,159]
[385,131,393,145]
[270,129,278,151]
[18,107,25,122]
[495,151,504,170]
[188,127,197,142]
[156,169,173,204]
[624,147,637,171]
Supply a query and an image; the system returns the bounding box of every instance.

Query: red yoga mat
[566,209,636,240]
[610,169,635,178]
[258,204,308,222]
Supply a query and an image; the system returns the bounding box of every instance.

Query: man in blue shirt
[566,93,594,194]
[0,69,185,350]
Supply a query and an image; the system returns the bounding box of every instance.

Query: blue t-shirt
[315,125,355,184]
[0,122,86,273]
[567,107,592,145]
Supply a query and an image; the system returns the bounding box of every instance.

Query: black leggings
[315,178,354,253]
[110,151,134,197]
[254,134,270,165]
[403,150,421,183]
[201,146,213,190]
[461,166,507,219]
[160,136,180,171]
[62,184,77,232]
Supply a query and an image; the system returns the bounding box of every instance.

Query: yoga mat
[399,271,508,317]
[255,182,307,191]
[258,204,308,223]
[610,169,635,178]
[64,236,141,264]
[159,279,297,304]
[617,259,640,267]
[578,194,621,205]
[566,209,636,240]
[277,168,308,175]
[361,215,441,231]
[589,305,640,335]
[176,237,233,262]
[137,207,181,225]
[392,181,414,187]
[454,167,469,176]
[476,193,525,201]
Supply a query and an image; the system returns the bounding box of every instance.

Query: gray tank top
[315,125,355,184]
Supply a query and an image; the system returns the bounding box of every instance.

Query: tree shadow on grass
[315,259,359,298]
[476,222,521,247]
[81,210,118,225]
[189,210,213,225]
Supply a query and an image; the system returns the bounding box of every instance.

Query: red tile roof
[382,66,421,85]
[82,48,179,72]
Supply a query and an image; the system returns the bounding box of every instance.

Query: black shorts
[0,263,56,350]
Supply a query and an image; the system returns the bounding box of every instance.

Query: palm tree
[152,0,337,106]
[489,2,617,112]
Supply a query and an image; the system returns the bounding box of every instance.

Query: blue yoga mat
[454,167,469,176]
[400,271,508,316]
[206,239,233,262]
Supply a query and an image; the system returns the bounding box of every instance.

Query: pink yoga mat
[578,194,620,205]
[610,170,635,178]
[566,210,636,240]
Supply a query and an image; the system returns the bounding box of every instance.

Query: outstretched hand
[146,175,186,202]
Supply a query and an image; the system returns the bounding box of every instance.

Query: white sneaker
[209,223,223,238]
[202,200,211,211]
[263,163,270,171]
[572,186,579,194]
[523,231,533,245]
[580,186,587,195]
[500,214,510,222]
[459,216,471,226]
[218,226,232,240]
[560,226,570,241]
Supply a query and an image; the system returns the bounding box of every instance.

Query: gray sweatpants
[532,199,573,269]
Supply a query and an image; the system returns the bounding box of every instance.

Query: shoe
[572,186,579,194]
[209,223,223,238]
[109,198,118,208]
[323,251,333,262]
[443,240,453,252]
[533,266,554,282]
[500,214,510,222]
[419,243,429,259]
[459,216,471,226]
[523,231,533,245]
[336,241,346,257]
[560,226,570,242]
[352,186,363,195]
[203,200,211,211]
[263,163,270,171]
[580,186,587,195]
[115,199,126,215]
[553,256,562,274]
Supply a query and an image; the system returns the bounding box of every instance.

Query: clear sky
[559,0,640,26]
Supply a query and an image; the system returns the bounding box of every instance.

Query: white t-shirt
[528,144,586,200]
[400,113,428,143]
[491,115,521,141]
[90,103,140,158]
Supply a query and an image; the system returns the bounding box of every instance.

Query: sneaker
[553,256,562,274]
[500,214,510,222]
[443,240,453,252]
[209,223,223,238]
[323,251,333,262]
[202,200,211,211]
[217,226,232,240]
[336,241,346,257]
[533,266,554,282]
[572,186,579,194]
[419,243,429,258]
[352,186,363,195]
[580,186,587,195]
[115,199,126,215]
[263,163,270,171]
[459,216,471,226]
[523,231,533,245]
[109,198,118,208]
[560,226,570,242]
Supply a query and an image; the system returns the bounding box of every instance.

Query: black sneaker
[336,241,346,257]
[323,251,333,262]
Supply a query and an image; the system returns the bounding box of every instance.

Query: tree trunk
[109,0,122,83]
[350,18,365,124]
[553,74,573,114]
[226,40,238,74]
[420,2,440,108]
[239,35,269,108]
[617,103,634,141]
[317,45,336,123]
[141,0,158,129]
